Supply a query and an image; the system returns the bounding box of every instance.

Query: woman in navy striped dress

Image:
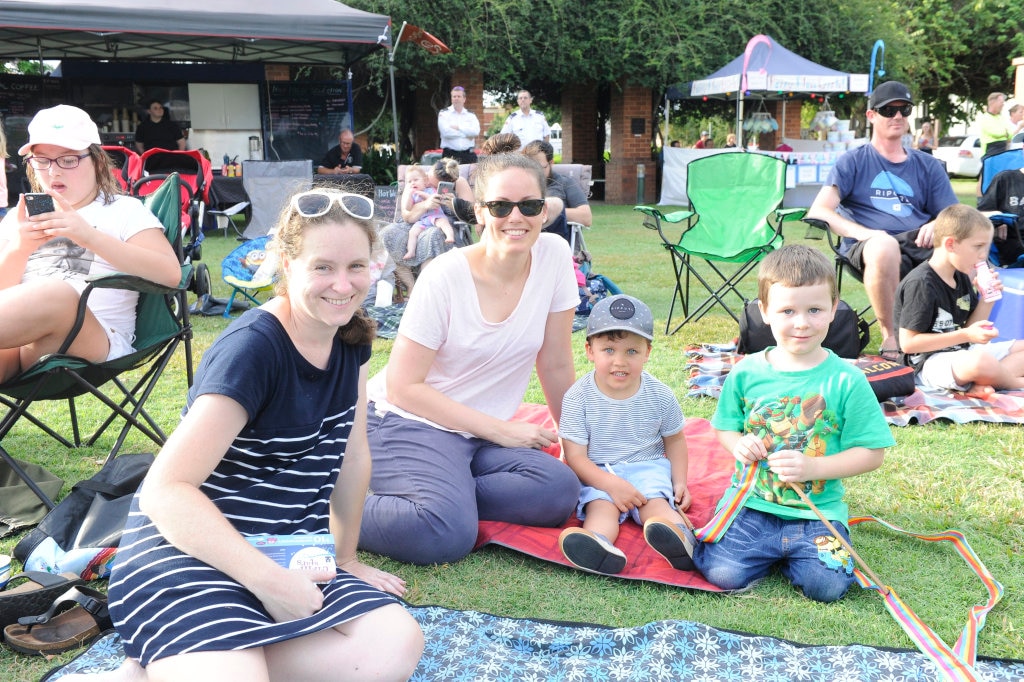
[105,190,423,680]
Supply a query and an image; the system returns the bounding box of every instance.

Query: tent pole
[346,69,354,133]
[663,92,669,147]
[736,90,743,148]
[781,99,786,145]
[388,22,407,161]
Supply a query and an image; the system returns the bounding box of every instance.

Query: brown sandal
[0,572,85,630]
[3,586,111,656]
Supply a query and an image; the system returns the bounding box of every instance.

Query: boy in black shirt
[895,204,1024,393]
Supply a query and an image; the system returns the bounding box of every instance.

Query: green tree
[346,0,1019,146]
[894,0,1021,129]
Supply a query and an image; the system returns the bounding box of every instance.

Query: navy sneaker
[559,528,627,574]
[643,517,696,570]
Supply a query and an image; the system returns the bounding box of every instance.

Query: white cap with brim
[18,105,101,156]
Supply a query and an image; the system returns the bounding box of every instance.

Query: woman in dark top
[107,189,423,680]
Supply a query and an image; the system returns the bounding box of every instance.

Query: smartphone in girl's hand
[24,193,55,216]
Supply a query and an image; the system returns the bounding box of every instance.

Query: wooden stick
[787,482,890,595]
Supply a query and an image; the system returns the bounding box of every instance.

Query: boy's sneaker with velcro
[643,517,696,570]
[558,528,627,574]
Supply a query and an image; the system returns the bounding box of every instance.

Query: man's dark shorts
[845,228,933,279]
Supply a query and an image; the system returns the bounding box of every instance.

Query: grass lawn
[2,179,1022,679]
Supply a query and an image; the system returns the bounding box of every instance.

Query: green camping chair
[636,152,806,334]
[0,174,194,509]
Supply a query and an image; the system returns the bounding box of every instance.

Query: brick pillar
[745,100,800,150]
[452,67,484,153]
[561,82,598,165]
[408,68,485,160]
[412,85,437,160]
[605,83,655,205]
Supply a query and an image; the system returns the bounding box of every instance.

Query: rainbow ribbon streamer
[850,515,1003,681]
[694,462,759,543]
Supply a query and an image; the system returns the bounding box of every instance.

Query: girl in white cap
[0,105,181,382]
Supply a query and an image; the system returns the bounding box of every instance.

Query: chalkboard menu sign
[374,184,399,224]
[0,75,64,155]
[1,75,64,204]
[263,82,349,164]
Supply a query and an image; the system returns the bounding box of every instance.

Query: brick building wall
[401,72,657,204]
[406,69,487,159]
[562,82,598,165]
[605,83,656,204]
[412,86,437,157]
[741,100,802,150]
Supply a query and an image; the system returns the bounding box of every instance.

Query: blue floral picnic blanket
[42,605,1024,681]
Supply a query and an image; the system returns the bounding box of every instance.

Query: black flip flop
[0,571,86,630]
[3,585,111,656]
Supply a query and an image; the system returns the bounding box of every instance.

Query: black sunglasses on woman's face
[479,199,545,218]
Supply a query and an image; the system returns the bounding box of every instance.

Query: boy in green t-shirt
[680,244,894,602]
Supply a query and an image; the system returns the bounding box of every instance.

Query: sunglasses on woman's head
[290,191,374,220]
[479,199,545,218]
[874,104,913,118]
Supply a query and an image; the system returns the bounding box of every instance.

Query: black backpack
[738,299,870,359]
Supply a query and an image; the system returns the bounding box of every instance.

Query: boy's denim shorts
[576,457,676,525]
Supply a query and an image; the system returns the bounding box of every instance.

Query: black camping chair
[802,217,876,329]
[0,174,194,509]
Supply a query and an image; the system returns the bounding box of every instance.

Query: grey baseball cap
[586,294,654,341]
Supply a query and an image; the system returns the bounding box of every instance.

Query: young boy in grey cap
[558,294,694,574]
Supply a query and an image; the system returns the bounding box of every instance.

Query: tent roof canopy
[668,35,868,101]
[0,0,391,66]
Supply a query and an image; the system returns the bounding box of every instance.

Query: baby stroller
[135,149,213,234]
[101,145,141,192]
[133,150,214,302]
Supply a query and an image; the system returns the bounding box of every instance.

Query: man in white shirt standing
[501,89,551,148]
[438,86,480,164]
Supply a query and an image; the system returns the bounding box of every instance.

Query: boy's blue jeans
[691,507,856,603]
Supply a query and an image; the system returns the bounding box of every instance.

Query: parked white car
[932,135,983,178]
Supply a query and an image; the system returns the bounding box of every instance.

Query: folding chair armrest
[775,207,808,222]
[635,205,696,247]
[989,212,1018,226]
[208,201,251,218]
[634,205,694,224]
[85,267,192,295]
[54,266,191,355]
[801,216,845,253]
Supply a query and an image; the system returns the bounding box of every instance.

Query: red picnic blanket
[474,403,733,591]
